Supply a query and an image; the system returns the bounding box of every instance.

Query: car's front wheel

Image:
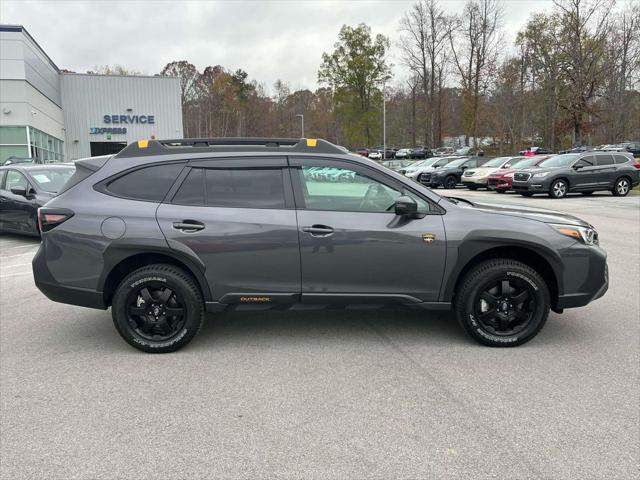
[444,176,458,189]
[549,179,568,198]
[454,259,550,347]
[111,264,205,353]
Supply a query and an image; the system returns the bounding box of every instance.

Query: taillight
[633,162,640,169]
[38,208,74,233]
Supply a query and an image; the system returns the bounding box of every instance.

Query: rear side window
[105,163,184,202]
[204,168,285,208]
[614,155,630,165]
[595,154,614,166]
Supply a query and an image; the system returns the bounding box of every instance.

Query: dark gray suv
[33,138,609,352]
[512,152,639,198]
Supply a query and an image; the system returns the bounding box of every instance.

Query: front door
[0,170,35,233]
[572,155,600,190]
[156,158,301,303]
[290,158,446,303]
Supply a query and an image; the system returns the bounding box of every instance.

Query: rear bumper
[32,243,106,310]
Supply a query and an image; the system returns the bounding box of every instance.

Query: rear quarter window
[614,155,630,165]
[104,163,184,202]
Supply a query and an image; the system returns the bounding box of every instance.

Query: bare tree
[400,0,451,147]
[449,0,503,147]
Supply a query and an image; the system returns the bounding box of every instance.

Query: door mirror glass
[394,195,418,216]
[10,186,27,196]
[461,165,468,170]
[573,164,584,170]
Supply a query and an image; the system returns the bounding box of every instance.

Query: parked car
[355,147,370,157]
[410,146,432,159]
[394,148,413,159]
[558,146,593,154]
[382,159,414,172]
[433,147,455,156]
[404,156,463,183]
[0,163,76,236]
[427,157,489,189]
[462,157,518,189]
[619,142,640,158]
[519,147,554,156]
[455,146,473,156]
[487,156,550,193]
[512,151,639,198]
[2,156,42,166]
[33,137,608,352]
[368,150,382,160]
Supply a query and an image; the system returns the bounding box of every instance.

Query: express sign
[103,114,155,124]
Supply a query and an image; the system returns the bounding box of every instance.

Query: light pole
[382,84,386,159]
[296,114,304,138]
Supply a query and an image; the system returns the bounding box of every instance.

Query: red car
[488,156,551,193]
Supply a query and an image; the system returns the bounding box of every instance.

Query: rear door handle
[172,220,205,232]
[302,224,334,237]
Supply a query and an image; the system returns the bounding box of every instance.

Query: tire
[444,176,458,189]
[111,264,205,353]
[612,177,631,197]
[454,259,550,347]
[581,191,594,195]
[520,192,534,197]
[549,179,568,198]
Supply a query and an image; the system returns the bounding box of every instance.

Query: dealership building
[0,25,183,164]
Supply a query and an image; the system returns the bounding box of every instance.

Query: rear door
[156,157,301,303]
[594,153,617,188]
[290,157,446,303]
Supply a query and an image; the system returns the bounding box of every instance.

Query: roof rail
[114,137,347,158]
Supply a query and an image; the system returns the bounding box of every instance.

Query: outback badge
[422,233,436,244]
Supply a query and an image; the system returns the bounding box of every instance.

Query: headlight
[550,224,598,245]
[504,172,515,178]
[533,171,550,178]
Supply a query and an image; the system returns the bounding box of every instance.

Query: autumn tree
[319,24,391,146]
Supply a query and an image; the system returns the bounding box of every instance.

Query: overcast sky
[2,0,566,92]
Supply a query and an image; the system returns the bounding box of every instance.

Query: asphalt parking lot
[1,189,638,479]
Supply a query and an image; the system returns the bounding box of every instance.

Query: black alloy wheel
[126,284,186,341]
[444,176,458,189]
[454,259,550,347]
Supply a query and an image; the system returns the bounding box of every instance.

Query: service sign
[89,113,156,134]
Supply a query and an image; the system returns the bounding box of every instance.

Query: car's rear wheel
[612,177,631,197]
[111,264,204,353]
[454,259,550,347]
[444,176,458,189]
[549,179,568,198]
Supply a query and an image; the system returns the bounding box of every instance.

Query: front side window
[204,168,285,208]
[575,156,595,167]
[105,163,184,202]
[5,170,29,191]
[298,165,430,213]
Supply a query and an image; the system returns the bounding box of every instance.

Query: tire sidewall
[551,179,567,198]
[613,177,630,196]
[112,268,202,353]
[445,176,457,189]
[457,264,550,347]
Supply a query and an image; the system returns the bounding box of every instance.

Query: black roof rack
[114,137,348,158]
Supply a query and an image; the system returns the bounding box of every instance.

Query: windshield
[502,157,529,168]
[445,158,468,168]
[28,167,75,193]
[513,157,544,168]
[539,154,579,168]
[410,158,437,168]
[480,157,511,168]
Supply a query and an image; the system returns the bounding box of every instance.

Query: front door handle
[302,224,334,237]
[172,220,205,232]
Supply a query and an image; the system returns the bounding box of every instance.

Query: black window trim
[94,160,188,203]
[288,156,444,215]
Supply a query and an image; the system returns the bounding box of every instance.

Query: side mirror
[573,164,583,170]
[461,165,468,171]
[394,195,418,217]
[10,186,27,196]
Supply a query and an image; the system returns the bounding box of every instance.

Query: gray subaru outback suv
[33,138,608,353]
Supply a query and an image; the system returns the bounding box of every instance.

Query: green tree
[318,24,391,147]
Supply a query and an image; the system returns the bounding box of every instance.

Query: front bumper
[32,242,106,309]
[487,177,513,190]
[462,176,489,186]
[555,244,608,309]
[512,179,550,193]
